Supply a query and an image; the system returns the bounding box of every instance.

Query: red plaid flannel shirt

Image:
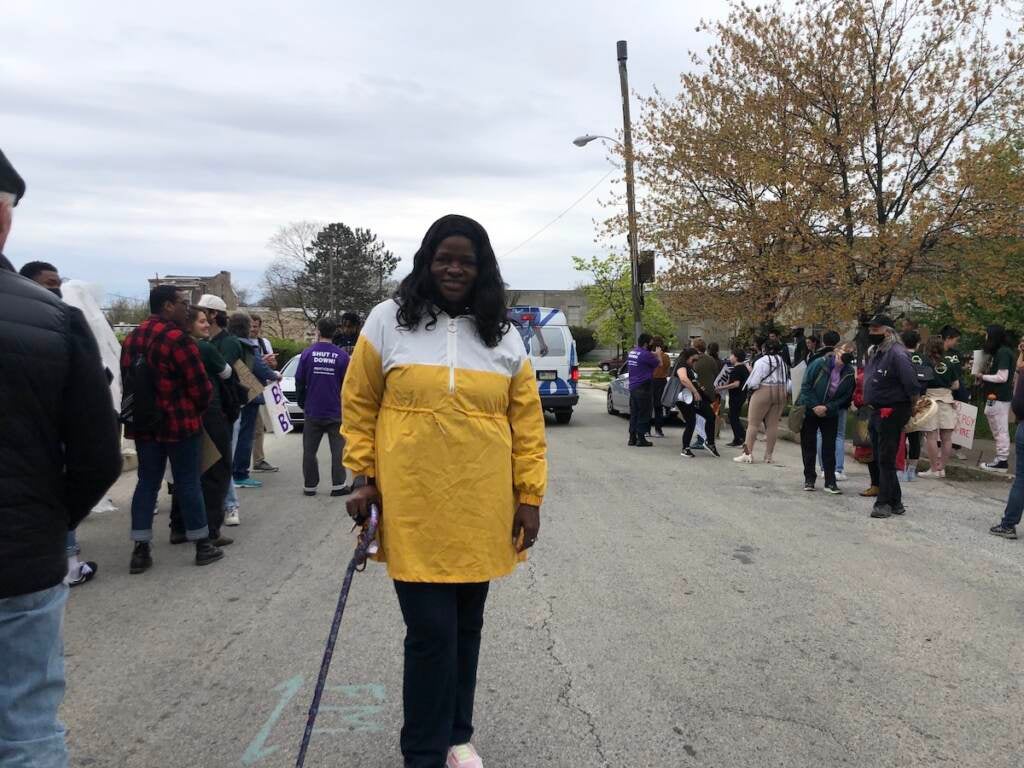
[120,316,212,442]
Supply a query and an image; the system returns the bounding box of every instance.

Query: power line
[503,169,615,257]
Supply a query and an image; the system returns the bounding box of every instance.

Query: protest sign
[952,401,978,450]
[200,428,221,474]
[790,361,806,404]
[260,382,294,435]
[233,360,265,403]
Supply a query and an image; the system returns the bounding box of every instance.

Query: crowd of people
[625,315,1024,529]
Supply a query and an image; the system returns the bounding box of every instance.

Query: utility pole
[618,40,643,345]
[328,254,335,319]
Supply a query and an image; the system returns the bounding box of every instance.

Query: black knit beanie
[0,149,26,205]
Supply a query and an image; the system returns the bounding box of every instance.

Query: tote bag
[661,376,682,408]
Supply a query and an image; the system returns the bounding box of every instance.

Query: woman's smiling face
[431,235,478,307]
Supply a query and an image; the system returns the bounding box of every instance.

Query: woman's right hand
[346,485,382,524]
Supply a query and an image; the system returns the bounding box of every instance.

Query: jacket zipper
[447,318,457,393]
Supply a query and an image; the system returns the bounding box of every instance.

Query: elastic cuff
[518,494,544,507]
[186,526,210,542]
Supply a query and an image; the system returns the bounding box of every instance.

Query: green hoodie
[797,354,855,417]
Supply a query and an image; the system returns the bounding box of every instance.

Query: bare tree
[263,221,323,332]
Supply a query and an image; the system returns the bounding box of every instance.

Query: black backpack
[119,332,166,432]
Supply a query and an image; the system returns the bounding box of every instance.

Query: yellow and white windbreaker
[341,299,548,583]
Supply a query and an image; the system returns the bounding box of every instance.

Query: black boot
[129,542,153,574]
[195,539,225,567]
[628,433,637,446]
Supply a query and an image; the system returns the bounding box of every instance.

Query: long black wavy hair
[395,214,510,348]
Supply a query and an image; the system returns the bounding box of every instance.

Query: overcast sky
[3,0,726,301]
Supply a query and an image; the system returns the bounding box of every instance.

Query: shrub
[570,326,598,358]
[270,337,308,368]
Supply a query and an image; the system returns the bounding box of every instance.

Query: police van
[508,306,580,424]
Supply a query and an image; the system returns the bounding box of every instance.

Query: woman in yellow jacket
[343,214,547,768]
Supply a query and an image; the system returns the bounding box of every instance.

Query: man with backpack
[120,284,221,573]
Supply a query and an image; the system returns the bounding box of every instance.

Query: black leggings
[678,399,716,449]
[394,580,490,768]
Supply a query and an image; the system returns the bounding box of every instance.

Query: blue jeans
[818,408,847,473]
[130,435,209,542]
[0,584,69,767]
[233,403,259,481]
[64,531,77,559]
[1000,423,1024,528]
[224,418,240,510]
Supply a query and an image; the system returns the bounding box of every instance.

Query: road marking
[241,678,387,765]
[242,675,303,766]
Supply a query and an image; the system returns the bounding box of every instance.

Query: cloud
[2,0,720,300]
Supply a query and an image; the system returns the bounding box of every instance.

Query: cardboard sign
[952,401,978,450]
[260,382,294,435]
[200,428,221,474]
[790,361,807,404]
[233,360,265,403]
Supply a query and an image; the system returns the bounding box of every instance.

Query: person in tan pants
[734,340,790,463]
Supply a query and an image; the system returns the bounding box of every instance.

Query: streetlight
[573,41,643,345]
[572,134,622,148]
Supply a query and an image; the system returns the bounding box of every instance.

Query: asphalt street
[64,388,1023,768]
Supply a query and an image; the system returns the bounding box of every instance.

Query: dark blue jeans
[130,435,208,542]
[233,402,260,481]
[629,382,653,438]
[1000,423,1024,528]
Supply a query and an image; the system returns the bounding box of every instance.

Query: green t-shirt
[984,347,1014,401]
[197,339,229,405]
[928,357,958,389]
[211,330,243,367]
[944,349,964,382]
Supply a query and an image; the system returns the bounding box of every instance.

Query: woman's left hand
[512,504,541,552]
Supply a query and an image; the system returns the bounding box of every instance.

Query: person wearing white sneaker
[977,326,1015,474]
[341,216,547,768]
[447,743,483,768]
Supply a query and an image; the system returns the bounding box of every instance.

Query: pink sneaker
[447,743,483,768]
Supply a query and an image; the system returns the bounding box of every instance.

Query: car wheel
[555,409,572,424]
[600,363,610,372]
[607,390,619,415]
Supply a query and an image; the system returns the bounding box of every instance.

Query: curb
[122,452,137,474]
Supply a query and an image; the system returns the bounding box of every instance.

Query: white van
[508,306,580,424]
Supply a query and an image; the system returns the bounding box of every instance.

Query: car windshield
[281,355,300,377]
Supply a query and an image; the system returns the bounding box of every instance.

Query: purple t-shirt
[627,346,660,390]
[295,341,350,421]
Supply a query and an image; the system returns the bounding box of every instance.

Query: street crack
[526,561,610,767]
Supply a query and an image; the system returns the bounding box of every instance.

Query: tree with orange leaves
[630,0,1024,330]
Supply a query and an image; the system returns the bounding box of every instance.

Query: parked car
[598,356,625,372]
[278,355,305,427]
[607,363,679,423]
[508,306,579,424]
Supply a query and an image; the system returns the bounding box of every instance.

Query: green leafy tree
[569,326,598,358]
[295,223,397,323]
[572,253,676,354]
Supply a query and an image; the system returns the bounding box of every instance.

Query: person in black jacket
[989,336,1024,538]
[0,149,122,766]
